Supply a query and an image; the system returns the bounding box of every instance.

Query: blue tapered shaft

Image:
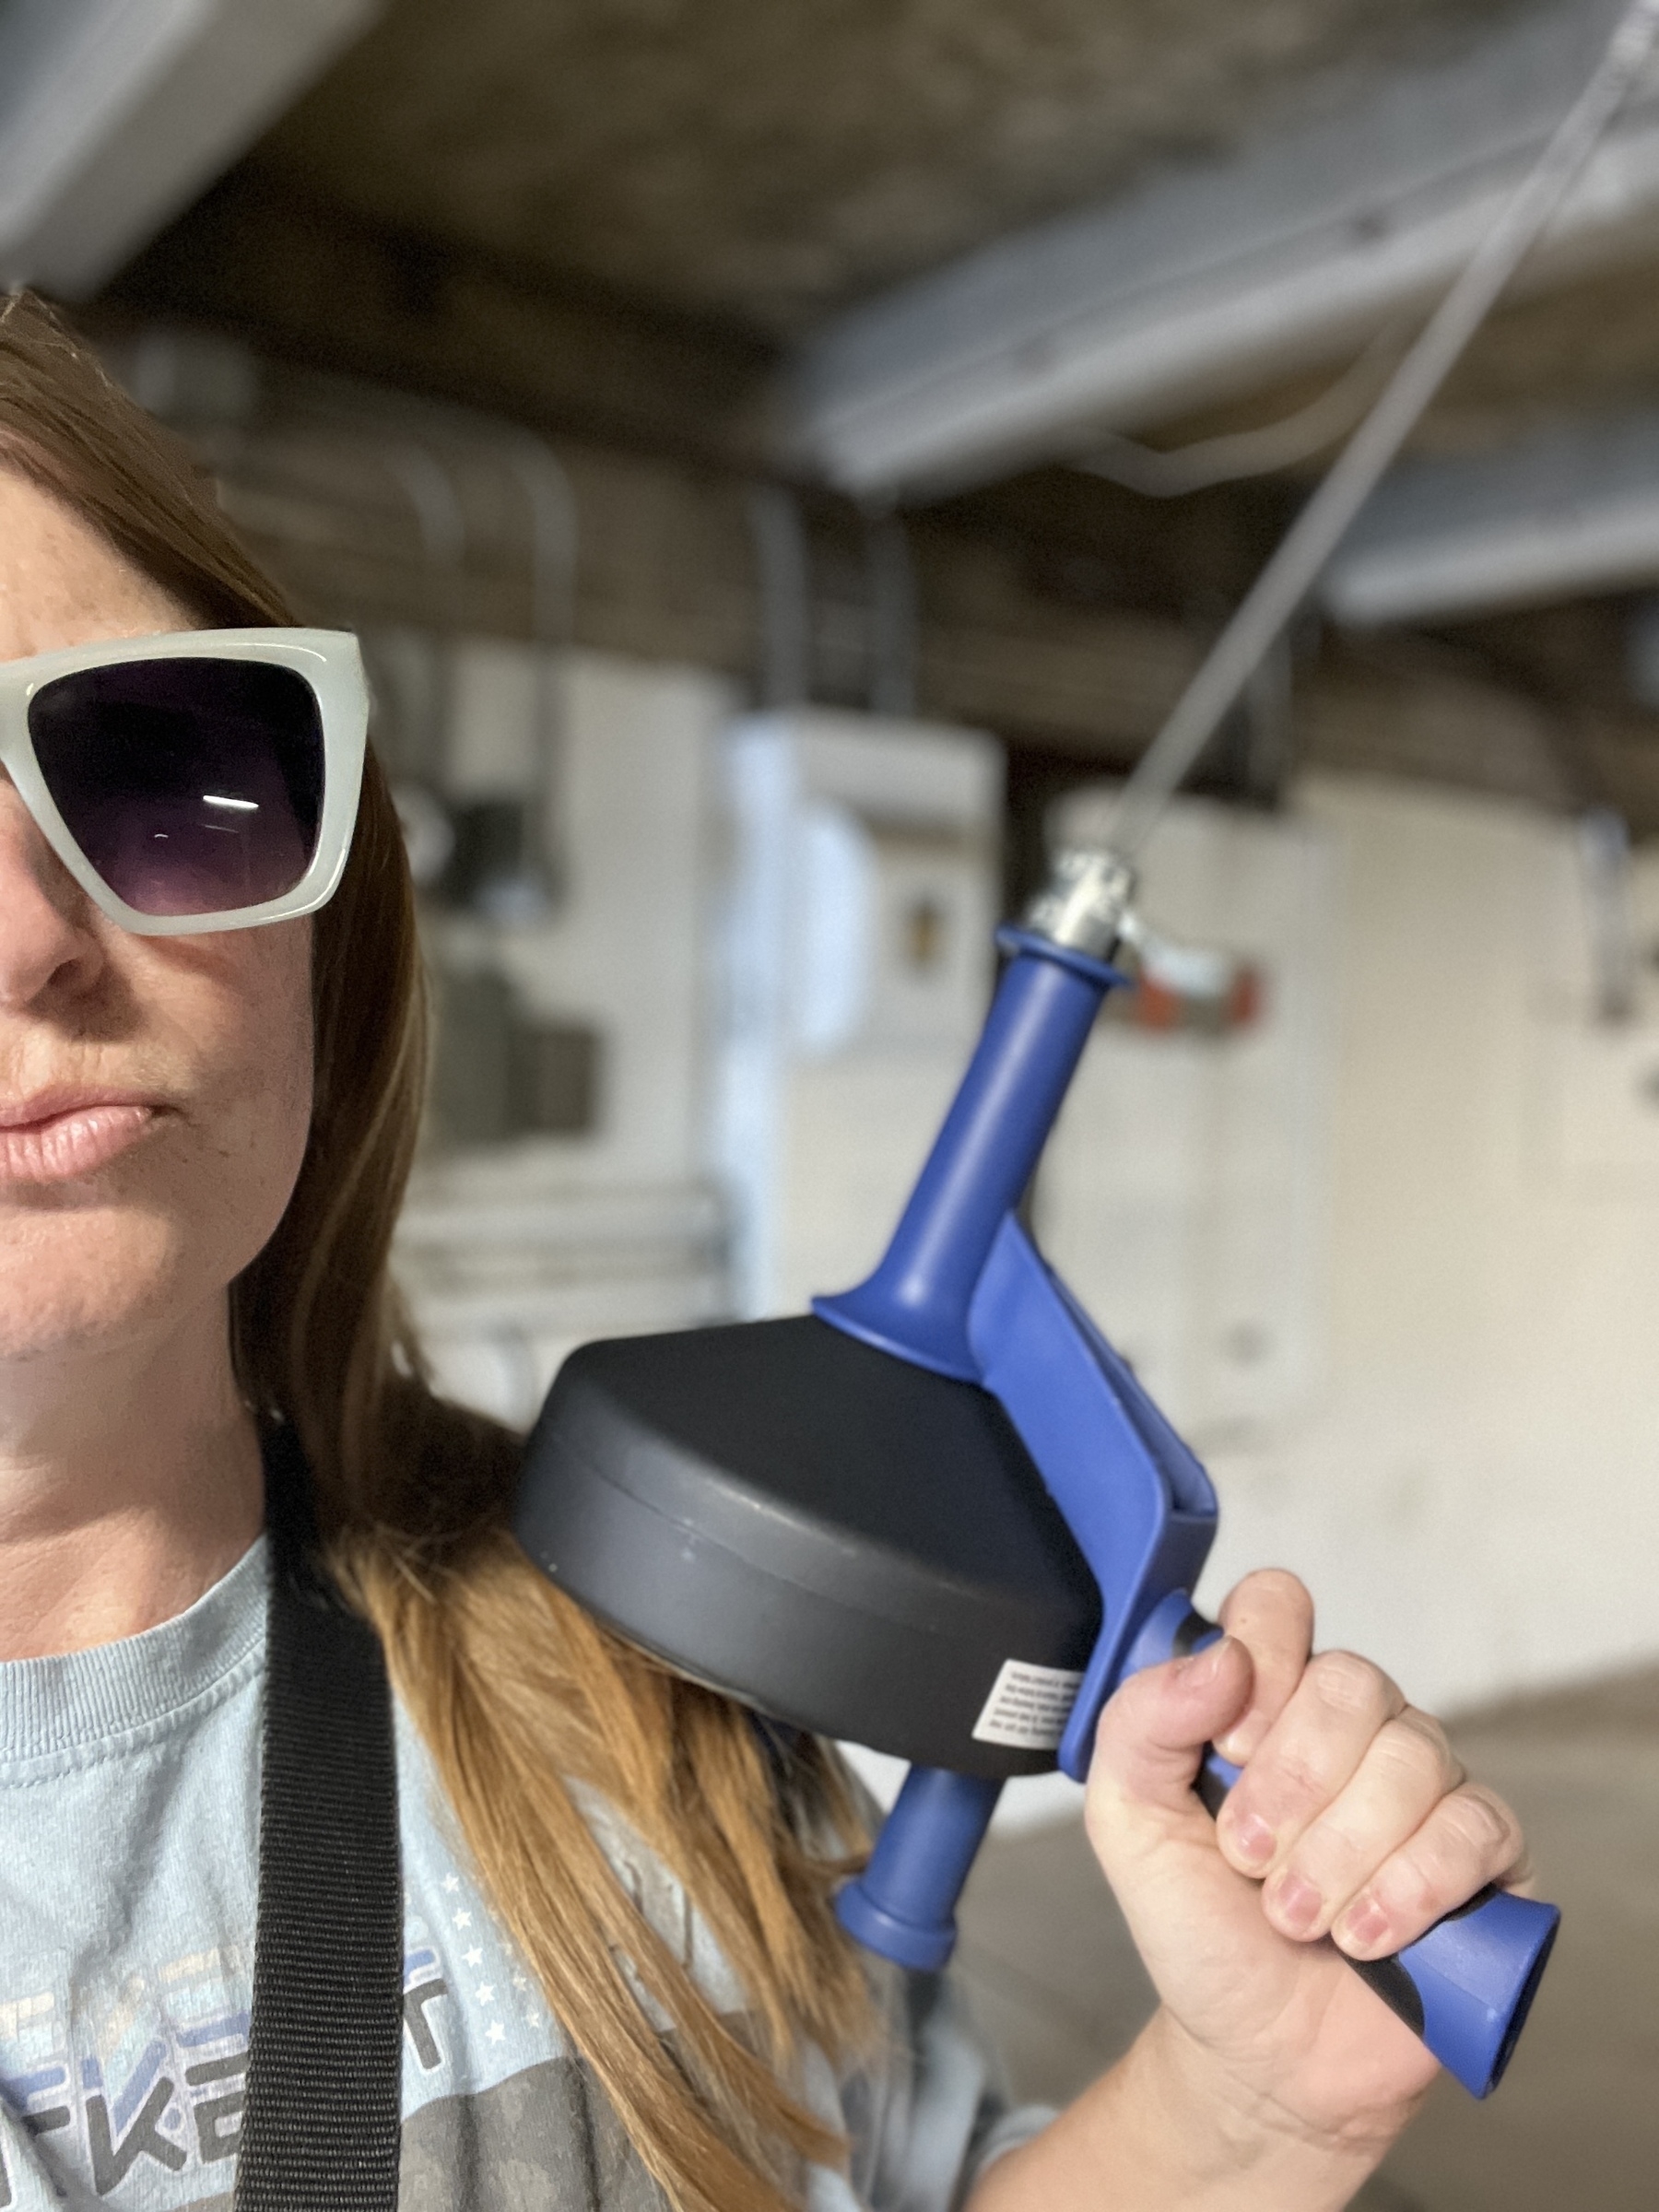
[816,934,1117,1380]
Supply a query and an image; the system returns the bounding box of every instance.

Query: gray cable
[1075,321,1408,499]
[1104,0,1659,862]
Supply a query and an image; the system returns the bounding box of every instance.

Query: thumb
[1088,1636,1254,1829]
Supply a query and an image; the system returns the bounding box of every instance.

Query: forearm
[964,2009,1395,2212]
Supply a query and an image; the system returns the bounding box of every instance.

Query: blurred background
[10,0,1659,2200]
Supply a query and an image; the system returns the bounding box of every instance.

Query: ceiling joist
[0,0,384,297]
[792,0,1659,497]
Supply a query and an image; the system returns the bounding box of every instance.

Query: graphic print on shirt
[0,1543,1031,2212]
[0,1946,254,2205]
[406,1873,554,2077]
[0,1859,560,2209]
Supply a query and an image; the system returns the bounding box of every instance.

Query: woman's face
[0,465,313,1369]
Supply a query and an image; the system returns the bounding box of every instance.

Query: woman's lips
[0,1100,165,1183]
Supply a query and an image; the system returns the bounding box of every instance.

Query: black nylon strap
[234,1425,404,2212]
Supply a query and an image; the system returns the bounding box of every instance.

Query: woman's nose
[0,775,106,1008]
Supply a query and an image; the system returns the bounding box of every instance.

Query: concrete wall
[1171,774,1659,1716]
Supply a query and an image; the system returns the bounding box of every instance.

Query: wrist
[1124,2007,1401,2207]
[968,2007,1407,2212]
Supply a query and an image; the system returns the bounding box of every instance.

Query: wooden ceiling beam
[100,165,782,476]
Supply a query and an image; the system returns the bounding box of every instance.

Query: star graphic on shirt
[488,2021,506,2044]
[464,1947,484,1969]
[453,1911,472,1930]
[476,1984,496,2005]
[524,2010,543,2030]
[442,1875,461,1894]
[510,1971,528,1993]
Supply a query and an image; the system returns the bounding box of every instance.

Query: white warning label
[971,1659,1085,1750]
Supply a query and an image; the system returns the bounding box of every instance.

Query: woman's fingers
[1213,1570,1315,1764]
[1212,1634,1529,1955]
[1215,1646,1406,1878]
[1330,1783,1529,1960]
[1255,1707,1464,1942]
[1095,1564,1528,1973]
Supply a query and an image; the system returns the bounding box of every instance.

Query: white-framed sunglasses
[0,628,368,935]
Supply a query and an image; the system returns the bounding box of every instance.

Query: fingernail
[1270,1871,1323,1936]
[1227,1811,1276,1865]
[1335,1896,1391,1954]
[1175,1637,1229,1687]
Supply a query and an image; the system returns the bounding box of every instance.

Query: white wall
[1173,775,1659,1715]
[1040,793,1337,1441]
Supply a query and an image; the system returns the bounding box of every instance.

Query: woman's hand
[968,1572,1534,2211]
[1084,1568,1530,2161]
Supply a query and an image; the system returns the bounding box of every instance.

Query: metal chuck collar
[1022,848,1136,963]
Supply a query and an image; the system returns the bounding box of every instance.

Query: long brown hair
[0,291,874,2212]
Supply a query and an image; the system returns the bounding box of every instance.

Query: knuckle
[1306,1649,1395,1722]
[1372,1713,1459,1794]
[1442,1784,1524,1865]
[1104,1658,1164,1738]
[1384,1853,1449,1928]
[1091,1685,1133,1763]
[1100,1663,1147,1725]
[1257,1743,1335,1813]
[1279,1819,1361,1890]
[1379,1792,1524,1925]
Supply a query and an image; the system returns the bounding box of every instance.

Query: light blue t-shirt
[0,1539,1045,2210]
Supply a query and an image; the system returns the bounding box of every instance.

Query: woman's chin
[0,1231,206,1366]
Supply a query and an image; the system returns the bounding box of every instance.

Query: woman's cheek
[142,917,316,1282]
[216,921,315,1234]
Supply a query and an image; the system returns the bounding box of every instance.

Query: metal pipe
[865,510,918,718]
[504,438,580,913]
[747,484,812,708]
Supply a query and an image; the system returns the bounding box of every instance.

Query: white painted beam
[1322,411,1659,626]
[792,0,1659,498]
[0,0,383,298]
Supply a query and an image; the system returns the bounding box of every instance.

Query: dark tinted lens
[27,657,324,918]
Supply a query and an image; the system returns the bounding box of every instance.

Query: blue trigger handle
[1144,1610,1560,2100]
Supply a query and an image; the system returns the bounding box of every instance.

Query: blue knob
[835,1767,1003,1972]
[1379,1886,1559,2098]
